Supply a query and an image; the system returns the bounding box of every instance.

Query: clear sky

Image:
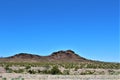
[0,0,119,62]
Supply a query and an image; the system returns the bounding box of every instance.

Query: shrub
[108,70,115,75]
[80,70,95,75]
[74,66,79,71]
[42,70,51,74]
[25,65,31,70]
[4,66,13,73]
[14,69,24,73]
[63,70,69,75]
[2,78,6,80]
[50,66,62,75]
[28,70,36,74]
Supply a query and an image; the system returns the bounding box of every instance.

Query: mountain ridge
[0,50,101,63]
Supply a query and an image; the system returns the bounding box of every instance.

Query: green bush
[11,78,24,80]
[42,70,51,74]
[28,70,36,74]
[2,78,6,80]
[74,66,79,71]
[50,66,62,75]
[14,69,24,73]
[4,66,13,73]
[25,65,31,70]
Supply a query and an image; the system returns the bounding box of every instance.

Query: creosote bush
[50,66,62,75]
[28,70,36,74]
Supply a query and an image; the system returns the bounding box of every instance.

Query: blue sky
[0,0,119,62]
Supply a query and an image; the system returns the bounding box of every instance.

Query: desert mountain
[0,50,92,62]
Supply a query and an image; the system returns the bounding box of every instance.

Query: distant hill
[0,50,95,63]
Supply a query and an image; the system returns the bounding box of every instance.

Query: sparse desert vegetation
[0,62,120,80]
[0,50,120,80]
[0,62,120,75]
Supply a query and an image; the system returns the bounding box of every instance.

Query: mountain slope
[0,50,94,62]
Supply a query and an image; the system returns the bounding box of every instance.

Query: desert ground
[0,51,119,80]
[0,73,120,80]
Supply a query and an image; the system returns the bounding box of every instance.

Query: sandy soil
[0,73,120,80]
